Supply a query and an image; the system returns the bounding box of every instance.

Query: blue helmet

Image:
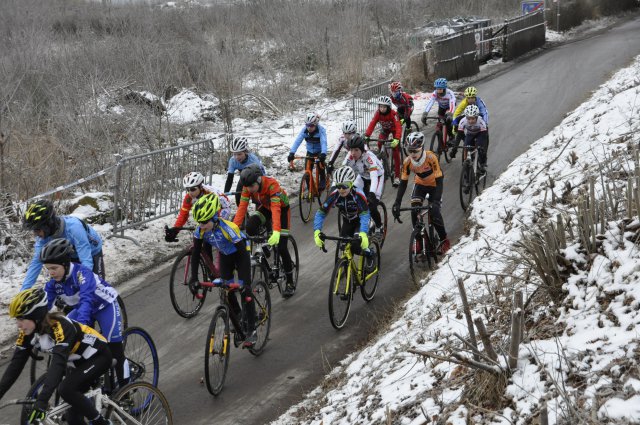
[434,78,447,89]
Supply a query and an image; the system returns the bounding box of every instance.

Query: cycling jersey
[391,92,414,122]
[453,97,489,125]
[400,151,443,187]
[364,109,402,140]
[314,187,370,234]
[234,176,289,232]
[343,151,384,199]
[423,89,457,114]
[457,116,488,136]
[290,124,328,155]
[196,218,248,255]
[22,216,102,290]
[226,152,266,175]
[174,185,232,228]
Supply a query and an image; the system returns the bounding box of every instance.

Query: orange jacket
[233,176,290,232]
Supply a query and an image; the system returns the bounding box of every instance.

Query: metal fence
[351,80,392,136]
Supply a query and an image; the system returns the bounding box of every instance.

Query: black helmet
[23,199,56,231]
[40,238,77,265]
[239,164,263,187]
[346,135,365,151]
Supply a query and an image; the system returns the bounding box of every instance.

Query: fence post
[502,19,509,62]
[111,154,123,238]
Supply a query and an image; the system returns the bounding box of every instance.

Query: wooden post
[540,401,548,425]
[508,291,523,370]
[457,278,479,360]
[474,317,498,362]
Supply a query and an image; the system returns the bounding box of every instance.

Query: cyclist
[224,136,267,206]
[287,112,328,192]
[22,199,103,291]
[421,77,456,140]
[389,81,414,131]
[392,132,450,255]
[327,119,363,175]
[363,95,403,187]
[40,238,128,390]
[313,166,375,273]
[0,288,114,425]
[190,193,258,347]
[452,86,489,128]
[343,135,384,235]
[233,164,296,298]
[449,105,489,177]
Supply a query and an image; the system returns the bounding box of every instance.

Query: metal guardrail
[351,80,392,136]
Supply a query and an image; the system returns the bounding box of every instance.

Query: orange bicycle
[290,154,332,223]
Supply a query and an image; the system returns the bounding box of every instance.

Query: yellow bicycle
[319,234,381,329]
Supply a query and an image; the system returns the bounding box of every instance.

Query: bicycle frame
[202,280,248,341]
[292,155,324,197]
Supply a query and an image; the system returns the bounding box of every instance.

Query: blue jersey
[227,152,266,175]
[290,124,328,155]
[194,218,248,255]
[44,262,118,326]
[314,187,370,234]
[22,216,103,290]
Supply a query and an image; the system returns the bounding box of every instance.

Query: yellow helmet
[192,193,221,223]
[464,86,478,98]
[9,288,48,321]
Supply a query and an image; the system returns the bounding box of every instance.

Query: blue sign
[522,1,544,14]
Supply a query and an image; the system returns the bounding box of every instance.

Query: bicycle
[395,203,441,286]
[459,145,487,211]
[203,278,272,395]
[290,155,332,223]
[168,226,220,318]
[370,138,403,185]
[425,115,452,164]
[248,229,300,297]
[319,234,381,330]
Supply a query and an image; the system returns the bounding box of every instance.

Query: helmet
[434,78,448,89]
[305,112,320,125]
[342,120,357,134]
[333,166,356,186]
[9,288,48,322]
[389,82,402,93]
[464,104,480,117]
[405,132,425,150]
[40,238,77,265]
[464,86,478,98]
[230,136,249,153]
[192,193,221,223]
[346,134,365,151]
[23,199,55,231]
[376,96,392,107]
[239,163,263,187]
[183,172,205,189]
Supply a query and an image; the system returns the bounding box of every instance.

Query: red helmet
[389,82,402,93]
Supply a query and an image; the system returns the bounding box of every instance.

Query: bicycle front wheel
[249,280,272,356]
[430,131,444,163]
[21,373,62,425]
[298,172,313,223]
[169,249,207,318]
[29,347,49,385]
[459,163,474,211]
[107,381,173,424]
[328,258,352,330]
[409,227,431,287]
[377,201,388,248]
[361,240,381,302]
[426,224,441,264]
[277,235,300,294]
[123,327,159,387]
[204,307,230,395]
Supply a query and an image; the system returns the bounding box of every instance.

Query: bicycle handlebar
[318,233,361,253]
[393,204,431,224]
[199,279,243,290]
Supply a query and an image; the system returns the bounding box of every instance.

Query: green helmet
[464,86,478,98]
[192,193,221,223]
[23,199,55,231]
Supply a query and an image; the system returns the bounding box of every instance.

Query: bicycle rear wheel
[328,258,352,329]
[298,172,313,223]
[409,227,431,287]
[249,280,271,356]
[123,327,159,387]
[169,249,208,318]
[107,381,173,424]
[361,241,381,302]
[459,163,474,211]
[204,307,230,395]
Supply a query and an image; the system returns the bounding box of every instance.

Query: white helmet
[305,112,320,125]
[230,136,249,153]
[342,120,357,134]
[333,166,356,185]
[376,95,392,107]
[464,104,480,117]
[183,171,205,188]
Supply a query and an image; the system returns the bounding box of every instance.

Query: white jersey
[343,151,384,199]
[202,184,233,219]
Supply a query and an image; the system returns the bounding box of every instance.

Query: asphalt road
[2,14,640,425]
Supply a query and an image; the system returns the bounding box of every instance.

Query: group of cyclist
[0,76,490,423]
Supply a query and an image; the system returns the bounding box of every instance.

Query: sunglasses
[306,123,316,128]
[187,187,199,192]
[336,183,351,190]
[408,149,421,154]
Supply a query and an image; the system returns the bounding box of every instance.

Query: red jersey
[391,92,414,122]
[233,176,290,232]
[364,109,402,139]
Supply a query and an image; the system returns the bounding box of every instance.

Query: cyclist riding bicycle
[233,164,296,298]
[224,136,267,206]
[449,104,489,176]
[421,78,457,140]
[0,288,114,425]
[363,95,403,187]
[326,120,364,175]
[452,86,489,128]
[389,81,414,130]
[313,166,375,273]
[342,135,384,235]
[22,199,104,291]
[392,132,450,255]
[190,194,258,347]
[41,238,128,390]
[287,112,328,192]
